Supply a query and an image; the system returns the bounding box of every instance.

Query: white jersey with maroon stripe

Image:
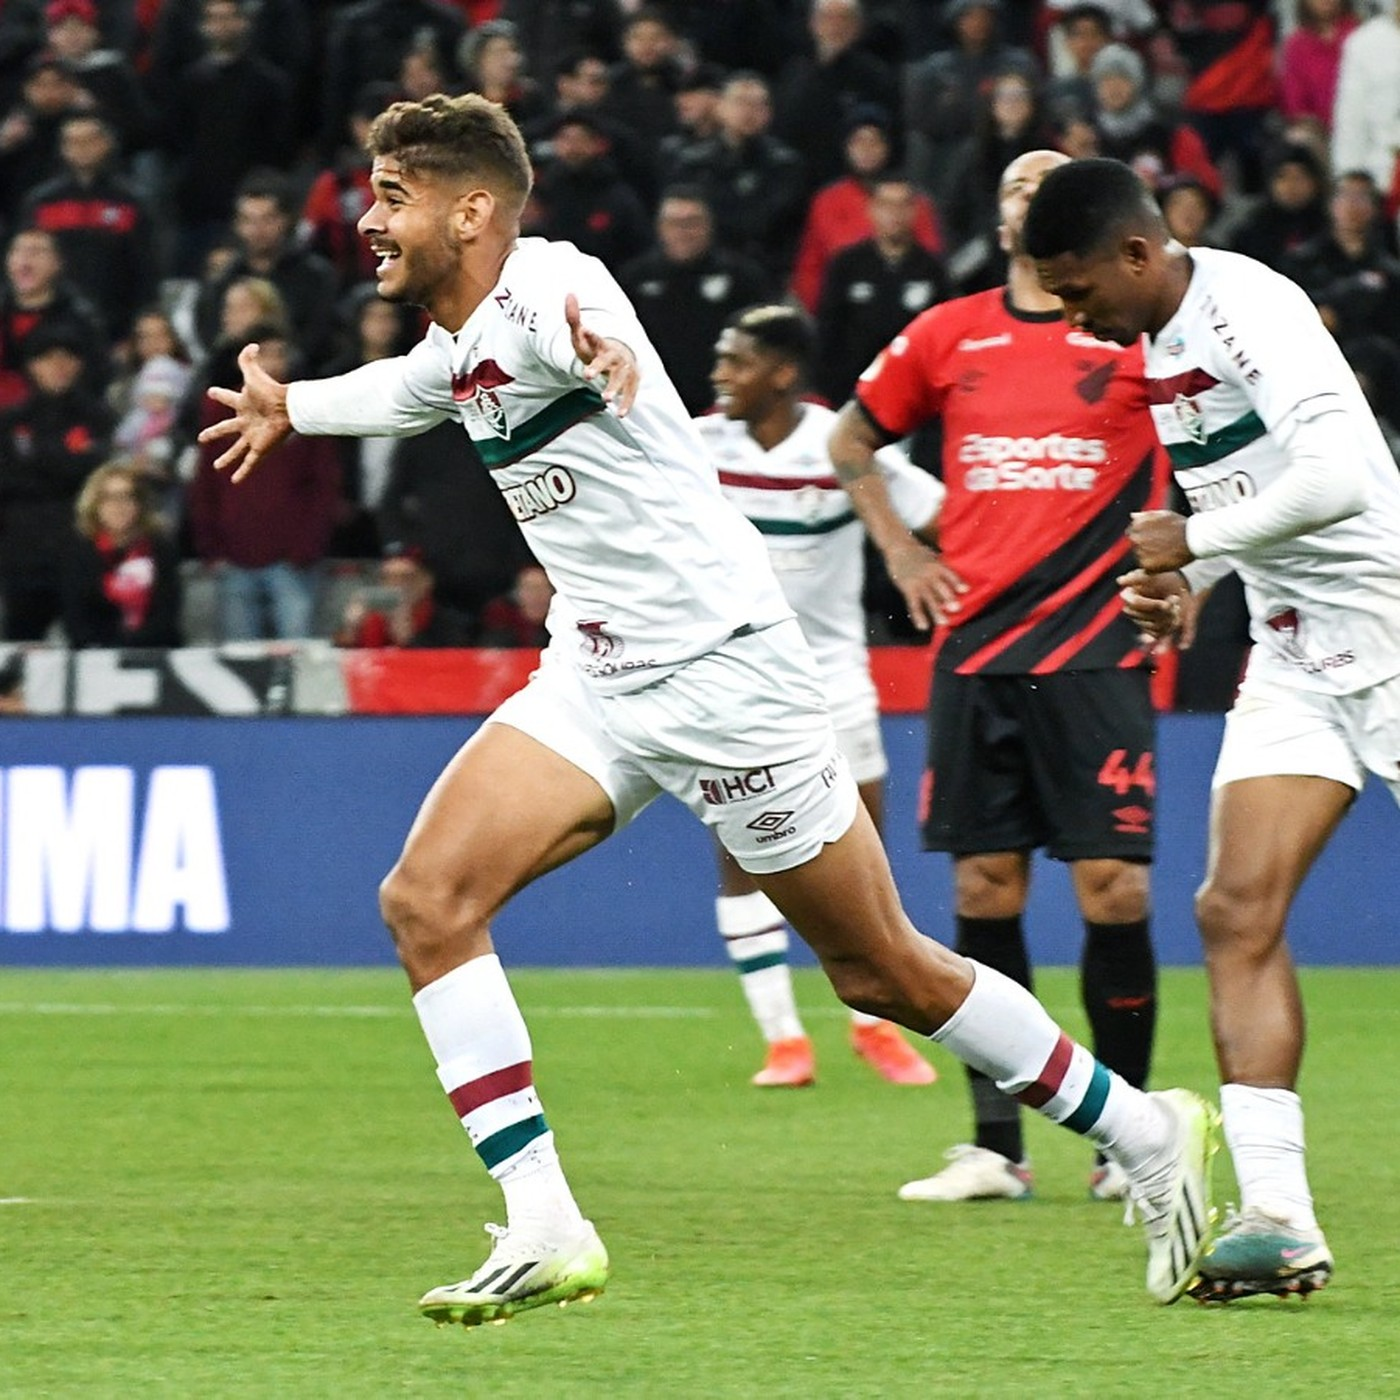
[1144,247,1400,694]
[695,403,942,725]
[287,237,792,692]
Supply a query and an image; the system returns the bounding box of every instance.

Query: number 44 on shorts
[1097,749,1156,796]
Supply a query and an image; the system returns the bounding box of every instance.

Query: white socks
[413,954,584,1237]
[717,892,805,1042]
[1220,1083,1317,1228]
[934,960,1171,1174]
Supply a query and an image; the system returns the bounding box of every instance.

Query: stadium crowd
[0,0,1396,680]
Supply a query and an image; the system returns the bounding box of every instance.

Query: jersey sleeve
[535,245,650,380]
[853,305,950,441]
[875,442,944,532]
[287,334,455,436]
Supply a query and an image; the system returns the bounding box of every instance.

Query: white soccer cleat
[1124,1088,1219,1303]
[418,1220,609,1327]
[1089,1158,1131,1202]
[897,1144,1033,1202]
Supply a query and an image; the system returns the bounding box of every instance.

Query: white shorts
[489,619,861,873]
[835,714,887,785]
[1213,673,1400,804]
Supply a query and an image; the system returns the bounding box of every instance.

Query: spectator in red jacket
[336,543,472,648]
[789,104,943,312]
[1161,0,1277,192]
[479,563,553,648]
[189,326,340,641]
[61,459,183,648]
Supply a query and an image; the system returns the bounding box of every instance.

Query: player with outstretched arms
[201,96,1217,1323]
[699,302,942,1088]
[827,150,1169,1205]
[1025,156,1400,1301]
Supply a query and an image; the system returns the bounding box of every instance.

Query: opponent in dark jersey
[831,150,1170,1203]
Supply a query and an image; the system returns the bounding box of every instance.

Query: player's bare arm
[198,343,293,483]
[566,293,638,416]
[1128,509,1193,573]
[829,401,966,630]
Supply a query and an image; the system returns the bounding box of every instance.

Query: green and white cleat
[419,1221,609,1328]
[1189,1208,1333,1302]
[1125,1089,1220,1304]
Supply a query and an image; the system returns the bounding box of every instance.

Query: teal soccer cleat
[1189,1208,1333,1302]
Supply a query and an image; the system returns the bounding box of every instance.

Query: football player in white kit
[699,303,942,1088]
[202,97,1218,1324]
[1027,157,1400,1302]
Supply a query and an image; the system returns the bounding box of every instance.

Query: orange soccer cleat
[751,1035,816,1087]
[850,1019,939,1085]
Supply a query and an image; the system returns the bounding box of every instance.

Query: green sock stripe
[476,1114,548,1170]
[1063,1060,1112,1134]
[736,951,788,975]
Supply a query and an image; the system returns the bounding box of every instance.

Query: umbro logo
[1112,805,1152,834]
[746,810,795,833]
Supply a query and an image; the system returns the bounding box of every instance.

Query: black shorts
[920,668,1156,862]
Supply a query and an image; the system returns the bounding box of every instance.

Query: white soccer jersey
[287,238,792,691]
[696,403,943,726]
[1144,247,1400,695]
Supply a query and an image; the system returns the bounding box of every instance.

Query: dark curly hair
[366,93,532,211]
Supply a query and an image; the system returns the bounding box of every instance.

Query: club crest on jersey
[452,358,514,438]
[577,619,621,659]
[1172,393,1207,445]
[1266,607,1306,661]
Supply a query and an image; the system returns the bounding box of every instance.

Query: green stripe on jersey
[750,510,857,537]
[476,386,605,469]
[475,1114,548,1170]
[1165,409,1267,470]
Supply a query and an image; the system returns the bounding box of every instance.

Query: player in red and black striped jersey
[830,149,1171,1203]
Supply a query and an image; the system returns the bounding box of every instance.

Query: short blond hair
[367,92,532,212]
[75,461,163,541]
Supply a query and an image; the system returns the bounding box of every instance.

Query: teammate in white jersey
[699,303,942,1088]
[201,96,1218,1324]
[1026,157,1400,1302]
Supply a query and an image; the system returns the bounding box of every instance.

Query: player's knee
[1195,878,1284,959]
[954,854,1026,919]
[1077,859,1150,923]
[379,861,489,967]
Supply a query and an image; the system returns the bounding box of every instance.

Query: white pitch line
[0,1001,724,1020]
[0,1198,35,1206]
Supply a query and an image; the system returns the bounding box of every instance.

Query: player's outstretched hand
[884,537,967,632]
[1117,567,1198,650]
[1128,509,1193,573]
[198,343,293,482]
[565,293,639,416]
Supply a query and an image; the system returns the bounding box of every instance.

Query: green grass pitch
[4,966,1399,1398]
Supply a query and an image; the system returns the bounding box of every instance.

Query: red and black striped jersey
[855,288,1169,675]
